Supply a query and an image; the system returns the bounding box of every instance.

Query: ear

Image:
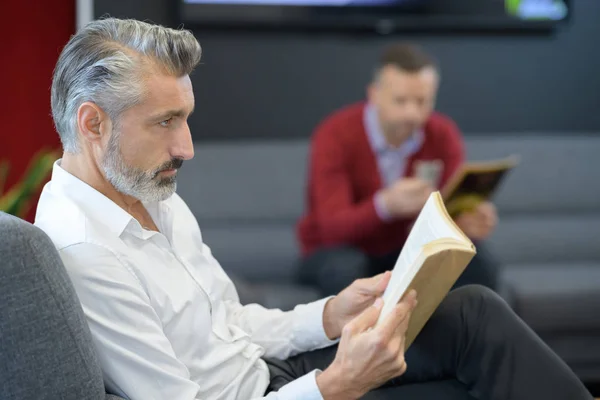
[76,102,111,146]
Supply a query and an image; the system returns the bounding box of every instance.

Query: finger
[456,216,476,235]
[456,211,476,225]
[491,212,498,226]
[382,333,408,377]
[404,177,428,186]
[393,297,417,338]
[480,201,496,212]
[478,222,494,239]
[375,290,417,340]
[483,215,496,230]
[423,182,436,193]
[405,178,432,192]
[468,223,484,240]
[415,188,431,201]
[416,189,433,207]
[422,188,434,202]
[396,354,408,377]
[475,214,494,233]
[478,202,497,220]
[352,271,391,296]
[344,297,384,335]
[405,289,418,307]
[389,325,408,358]
[419,182,435,195]
[486,207,498,227]
[372,271,392,295]
[396,291,418,331]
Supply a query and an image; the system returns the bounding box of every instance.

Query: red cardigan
[297,102,465,256]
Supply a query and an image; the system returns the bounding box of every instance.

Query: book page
[378,193,463,324]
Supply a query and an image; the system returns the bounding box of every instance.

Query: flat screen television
[179,0,570,32]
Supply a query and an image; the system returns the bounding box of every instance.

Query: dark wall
[96,0,600,140]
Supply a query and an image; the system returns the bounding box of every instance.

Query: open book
[441,155,519,217]
[376,191,476,349]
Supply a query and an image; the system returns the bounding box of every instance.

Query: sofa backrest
[176,135,600,279]
[0,212,108,400]
[178,141,308,223]
[464,136,600,266]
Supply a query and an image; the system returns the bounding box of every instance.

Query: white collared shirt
[35,161,336,400]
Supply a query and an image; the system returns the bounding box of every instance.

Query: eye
[159,117,173,128]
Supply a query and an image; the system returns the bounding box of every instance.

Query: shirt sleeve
[60,243,203,400]
[196,245,339,360]
[224,296,339,360]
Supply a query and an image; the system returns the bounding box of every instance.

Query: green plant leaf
[0,161,9,195]
[0,149,59,218]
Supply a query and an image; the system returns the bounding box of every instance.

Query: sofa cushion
[0,213,109,400]
[465,136,600,214]
[487,213,600,265]
[501,262,600,333]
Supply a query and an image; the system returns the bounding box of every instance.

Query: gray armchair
[0,212,124,400]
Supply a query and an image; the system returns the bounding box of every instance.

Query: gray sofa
[177,134,600,383]
[0,212,124,400]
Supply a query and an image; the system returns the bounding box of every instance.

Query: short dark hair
[377,42,437,74]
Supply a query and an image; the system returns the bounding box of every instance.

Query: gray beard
[101,131,177,203]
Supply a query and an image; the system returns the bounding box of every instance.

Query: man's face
[101,70,195,203]
[368,65,438,144]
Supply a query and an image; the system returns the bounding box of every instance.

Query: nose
[171,123,195,161]
[405,100,421,120]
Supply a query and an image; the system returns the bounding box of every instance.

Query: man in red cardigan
[297,43,500,296]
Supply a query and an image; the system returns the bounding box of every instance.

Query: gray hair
[51,18,202,153]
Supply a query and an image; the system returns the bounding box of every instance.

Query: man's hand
[380,178,433,218]
[323,272,391,340]
[317,291,418,400]
[455,201,498,241]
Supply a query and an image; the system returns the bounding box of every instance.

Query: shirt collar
[48,160,161,238]
[363,102,423,156]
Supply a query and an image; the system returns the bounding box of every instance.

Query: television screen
[184,0,419,5]
[180,0,570,31]
[506,0,568,20]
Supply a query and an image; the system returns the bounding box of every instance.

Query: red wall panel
[0,1,75,221]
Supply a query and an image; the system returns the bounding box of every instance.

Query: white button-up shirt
[35,161,336,400]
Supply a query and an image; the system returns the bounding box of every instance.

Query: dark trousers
[265,285,592,399]
[298,243,500,297]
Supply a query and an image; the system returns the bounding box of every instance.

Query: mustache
[153,158,184,177]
